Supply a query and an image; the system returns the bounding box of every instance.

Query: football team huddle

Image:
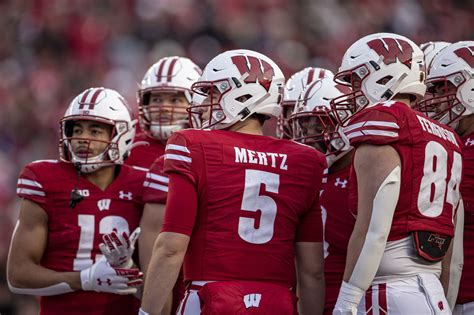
[6,32,474,315]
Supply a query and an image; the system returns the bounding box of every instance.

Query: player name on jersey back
[417,115,459,147]
[234,147,288,171]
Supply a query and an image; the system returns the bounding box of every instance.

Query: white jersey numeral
[417,141,462,218]
[238,170,279,244]
[73,214,130,271]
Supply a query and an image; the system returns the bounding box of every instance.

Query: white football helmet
[277,67,334,139]
[189,49,285,129]
[420,41,451,70]
[60,87,137,173]
[138,56,202,140]
[289,77,352,161]
[332,32,426,125]
[416,41,474,128]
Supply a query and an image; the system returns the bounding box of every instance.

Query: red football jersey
[143,156,168,204]
[320,164,354,314]
[16,160,145,315]
[125,132,165,169]
[457,132,474,304]
[344,101,463,241]
[163,129,327,288]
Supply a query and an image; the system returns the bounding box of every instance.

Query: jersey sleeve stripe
[346,130,399,140]
[17,179,43,188]
[144,181,169,192]
[146,173,169,183]
[17,188,46,196]
[165,144,190,153]
[344,120,400,133]
[165,154,192,163]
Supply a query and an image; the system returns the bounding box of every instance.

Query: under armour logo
[97,199,111,211]
[334,178,348,188]
[465,138,474,146]
[119,191,133,200]
[97,278,112,286]
[243,293,262,309]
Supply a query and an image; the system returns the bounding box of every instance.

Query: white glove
[80,256,143,295]
[99,227,141,268]
[333,281,365,315]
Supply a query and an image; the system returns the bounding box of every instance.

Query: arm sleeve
[348,166,401,291]
[446,199,464,309]
[296,154,327,242]
[143,156,168,204]
[161,173,198,236]
[17,164,47,204]
[344,107,401,147]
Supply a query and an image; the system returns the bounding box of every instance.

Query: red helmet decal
[367,37,414,68]
[78,88,105,110]
[454,46,474,68]
[231,55,275,91]
[155,57,179,82]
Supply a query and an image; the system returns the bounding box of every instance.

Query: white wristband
[80,268,91,291]
[138,308,150,315]
[334,281,365,312]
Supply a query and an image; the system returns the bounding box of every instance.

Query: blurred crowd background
[0,0,473,313]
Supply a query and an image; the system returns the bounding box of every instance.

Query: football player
[331,33,463,314]
[126,56,202,314]
[140,49,327,315]
[289,76,354,315]
[277,67,334,139]
[417,41,474,314]
[7,88,144,314]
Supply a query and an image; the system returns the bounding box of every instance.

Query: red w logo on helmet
[454,46,474,68]
[231,55,275,91]
[367,38,414,68]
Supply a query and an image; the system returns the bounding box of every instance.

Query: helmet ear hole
[65,120,75,137]
[376,75,393,85]
[142,92,151,105]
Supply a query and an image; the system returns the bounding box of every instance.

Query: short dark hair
[250,113,268,126]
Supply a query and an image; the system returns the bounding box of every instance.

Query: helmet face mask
[416,41,474,129]
[290,78,352,159]
[140,91,190,139]
[59,88,136,173]
[189,49,285,130]
[331,33,426,126]
[138,56,202,139]
[188,79,233,129]
[290,109,338,153]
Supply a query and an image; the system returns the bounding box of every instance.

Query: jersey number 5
[238,169,279,244]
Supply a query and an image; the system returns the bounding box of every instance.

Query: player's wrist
[334,281,365,312]
[80,268,92,291]
[138,307,150,315]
